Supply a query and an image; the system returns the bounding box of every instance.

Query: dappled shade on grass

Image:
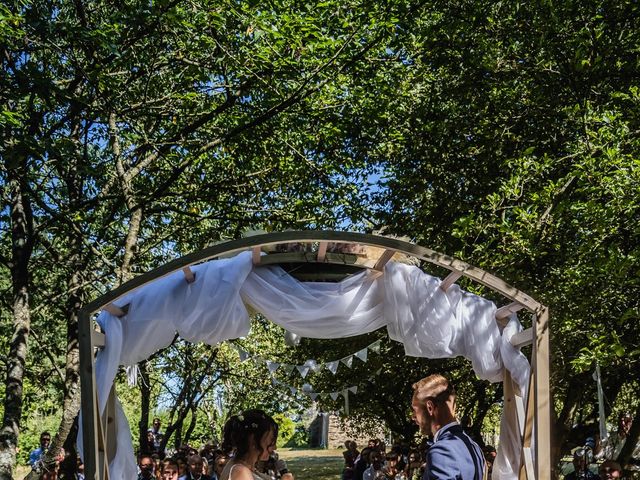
[278,448,343,480]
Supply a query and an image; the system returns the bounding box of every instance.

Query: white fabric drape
[384,262,503,382]
[83,252,530,480]
[241,268,386,337]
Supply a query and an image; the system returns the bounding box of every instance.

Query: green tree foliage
[2,0,638,475]
[366,0,640,463]
[1,0,414,474]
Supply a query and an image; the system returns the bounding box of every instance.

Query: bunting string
[268,368,382,416]
[232,339,382,378]
[231,339,383,415]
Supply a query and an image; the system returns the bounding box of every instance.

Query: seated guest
[256,451,293,480]
[201,443,216,464]
[363,450,384,480]
[175,456,188,479]
[404,450,422,480]
[482,446,497,479]
[342,441,359,480]
[381,452,404,480]
[564,448,598,480]
[186,454,211,480]
[211,453,229,480]
[599,460,623,479]
[354,447,372,480]
[148,418,165,458]
[29,431,52,467]
[138,453,158,480]
[162,459,180,480]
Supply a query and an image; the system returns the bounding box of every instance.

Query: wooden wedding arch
[78,231,551,480]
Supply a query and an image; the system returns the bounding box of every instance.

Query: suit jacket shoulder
[424,425,484,480]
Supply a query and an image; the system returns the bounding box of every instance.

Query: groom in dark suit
[411,374,485,480]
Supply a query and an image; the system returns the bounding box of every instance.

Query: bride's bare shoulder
[223,461,255,480]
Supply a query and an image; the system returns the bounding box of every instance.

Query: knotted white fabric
[83,252,530,480]
[384,262,503,382]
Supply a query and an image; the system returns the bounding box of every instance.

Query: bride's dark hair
[222,409,278,460]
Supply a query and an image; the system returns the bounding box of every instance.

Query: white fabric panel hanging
[176,254,253,344]
[385,262,458,358]
[89,252,254,479]
[493,315,532,480]
[500,315,530,397]
[95,311,124,416]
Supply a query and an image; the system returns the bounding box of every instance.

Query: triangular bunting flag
[282,364,295,375]
[349,386,358,394]
[355,348,368,362]
[370,340,381,354]
[238,350,249,362]
[308,360,322,372]
[330,392,340,401]
[309,393,318,401]
[296,365,310,378]
[289,386,297,395]
[266,361,280,374]
[326,361,339,374]
[341,356,354,368]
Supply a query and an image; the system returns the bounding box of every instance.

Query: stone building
[308,413,387,449]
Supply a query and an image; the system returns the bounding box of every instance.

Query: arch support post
[534,307,551,480]
[78,309,101,479]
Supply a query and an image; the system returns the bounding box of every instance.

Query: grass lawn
[278,448,343,480]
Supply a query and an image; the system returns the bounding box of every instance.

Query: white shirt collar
[434,421,459,442]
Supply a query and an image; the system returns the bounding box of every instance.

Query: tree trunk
[617,401,640,468]
[29,116,87,479]
[31,270,85,478]
[58,416,79,479]
[551,373,588,467]
[0,173,35,479]
[183,407,199,447]
[138,360,151,453]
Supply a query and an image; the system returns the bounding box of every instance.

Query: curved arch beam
[80,231,543,315]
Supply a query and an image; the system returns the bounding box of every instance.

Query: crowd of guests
[136,411,293,480]
[28,431,83,479]
[565,412,640,480]
[341,437,497,480]
[27,407,639,479]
